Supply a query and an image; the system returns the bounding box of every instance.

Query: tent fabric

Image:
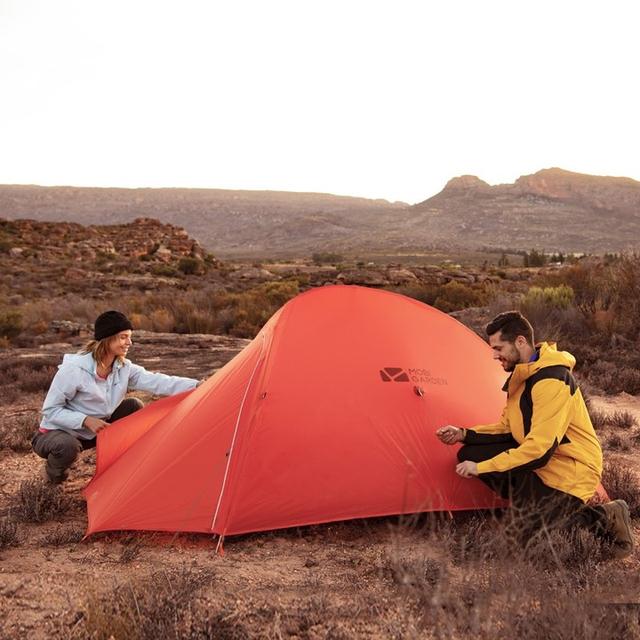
[84,285,508,537]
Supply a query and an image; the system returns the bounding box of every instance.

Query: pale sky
[1,0,638,203]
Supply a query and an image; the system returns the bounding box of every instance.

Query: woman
[32,310,200,484]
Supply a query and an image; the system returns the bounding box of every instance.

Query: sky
[1,0,638,204]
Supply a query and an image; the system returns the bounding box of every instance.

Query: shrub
[41,525,85,547]
[433,281,487,313]
[177,257,202,275]
[0,516,19,550]
[11,479,71,523]
[388,284,440,306]
[607,410,638,430]
[381,514,619,639]
[602,461,640,517]
[0,308,23,340]
[151,264,179,277]
[0,411,38,451]
[586,402,638,431]
[0,360,57,394]
[81,568,211,640]
[605,433,632,452]
[523,248,547,267]
[312,252,344,265]
[521,285,574,310]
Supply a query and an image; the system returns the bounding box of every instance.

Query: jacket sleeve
[41,366,87,430]
[127,363,198,396]
[463,406,513,444]
[476,379,572,474]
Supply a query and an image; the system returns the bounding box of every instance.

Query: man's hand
[436,425,465,445]
[83,416,108,434]
[455,460,478,478]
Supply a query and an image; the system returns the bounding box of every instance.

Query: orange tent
[84,285,507,538]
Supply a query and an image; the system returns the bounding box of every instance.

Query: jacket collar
[503,342,563,395]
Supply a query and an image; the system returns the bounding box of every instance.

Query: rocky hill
[407,168,640,253]
[0,217,508,299]
[0,217,221,301]
[1,168,638,255]
[0,185,404,257]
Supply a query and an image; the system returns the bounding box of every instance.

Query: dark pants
[32,398,143,483]
[458,439,608,543]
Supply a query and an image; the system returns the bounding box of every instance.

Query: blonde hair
[82,336,126,368]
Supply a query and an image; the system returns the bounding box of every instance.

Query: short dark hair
[485,311,534,346]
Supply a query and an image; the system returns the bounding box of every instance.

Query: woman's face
[107,330,133,359]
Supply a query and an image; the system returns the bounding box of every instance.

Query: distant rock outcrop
[409,168,640,253]
[0,217,219,300]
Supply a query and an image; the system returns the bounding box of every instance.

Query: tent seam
[210,333,266,532]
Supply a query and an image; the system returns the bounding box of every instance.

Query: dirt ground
[1,334,639,639]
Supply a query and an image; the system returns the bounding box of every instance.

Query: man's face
[488,331,522,372]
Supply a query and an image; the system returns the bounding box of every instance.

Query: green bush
[177,257,202,275]
[312,252,344,265]
[521,285,574,312]
[152,264,179,277]
[433,281,487,313]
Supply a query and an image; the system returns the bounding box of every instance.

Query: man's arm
[460,406,515,445]
[437,405,513,445]
[476,379,572,475]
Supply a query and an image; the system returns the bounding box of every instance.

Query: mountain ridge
[2,168,639,255]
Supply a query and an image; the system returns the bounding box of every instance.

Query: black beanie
[94,310,133,341]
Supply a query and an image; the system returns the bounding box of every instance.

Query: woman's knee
[109,397,144,422]
[123,397,144,412]
[49,433,83,464]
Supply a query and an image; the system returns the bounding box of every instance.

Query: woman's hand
[83,416,109,434]
[436,425,465,444]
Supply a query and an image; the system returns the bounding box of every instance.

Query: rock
[49,320,83,335]
[387,268,417,285]
[336,270,388,286]
[230,267,278,281]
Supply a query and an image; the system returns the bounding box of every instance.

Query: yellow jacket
[470,342,602,502]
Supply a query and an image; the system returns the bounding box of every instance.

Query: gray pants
[32,398,143,483]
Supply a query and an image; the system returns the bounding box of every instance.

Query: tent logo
[380,367,410,382]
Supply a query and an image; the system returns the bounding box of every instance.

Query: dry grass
[79,568,212,640]
[0,358,57,394]
[605,433,633,452]
[377,512,635,640]
[41,524,85,547]
[0,410,38,451]
[602,460,640,518]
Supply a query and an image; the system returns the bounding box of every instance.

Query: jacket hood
[62,352,97,374]
[505,342,576,394]
[61,352,129,374]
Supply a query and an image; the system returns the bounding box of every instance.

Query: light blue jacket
[40,352,198,440]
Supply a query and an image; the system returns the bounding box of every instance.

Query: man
[437,310,634,558]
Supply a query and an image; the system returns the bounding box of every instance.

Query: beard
[500,345,521,371]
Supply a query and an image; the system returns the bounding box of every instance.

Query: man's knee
[457,445,481,463]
